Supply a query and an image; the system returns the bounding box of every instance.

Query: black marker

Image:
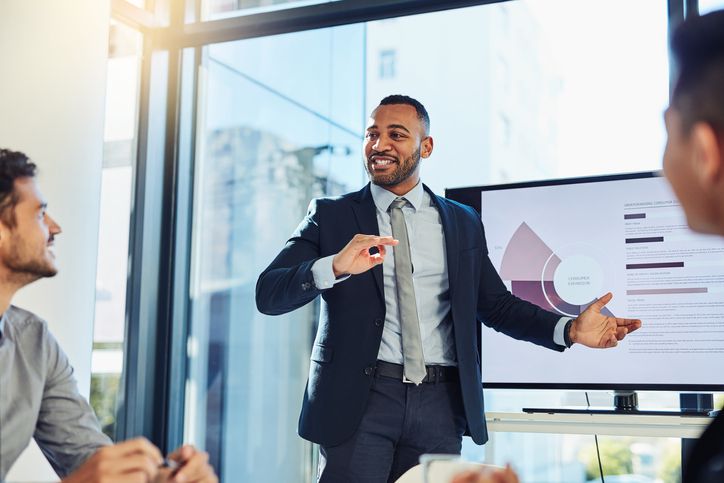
[161,458,180,471]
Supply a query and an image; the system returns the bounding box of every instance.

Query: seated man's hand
[156,445,217,483]
[62,437,163,483]
[450,464,519,483]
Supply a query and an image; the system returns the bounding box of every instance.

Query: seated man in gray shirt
[0,148,217,483]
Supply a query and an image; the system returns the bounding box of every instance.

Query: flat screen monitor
[446,172,724,391]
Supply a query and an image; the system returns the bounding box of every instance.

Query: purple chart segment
[500,222,554,281]
[501,222,611,317]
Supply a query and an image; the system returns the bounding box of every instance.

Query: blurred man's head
[0,149,61,285]
[664,10,724,234]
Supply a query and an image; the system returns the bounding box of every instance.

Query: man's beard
[365,148,421,187]
[3,237,57,283]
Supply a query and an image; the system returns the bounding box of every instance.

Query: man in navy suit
[256,95,641,483]
[662,10,724,483]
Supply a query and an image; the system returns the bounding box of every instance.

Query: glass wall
[186,25,365,481]
[91,19,142,440]
[365,1,671,480]
[365,0,668,194]
[487,431,681,482]
[185,0,677,481]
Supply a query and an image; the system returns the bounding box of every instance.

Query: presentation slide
[480,175,724,387]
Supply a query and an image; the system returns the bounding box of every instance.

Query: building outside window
[379,49,397,79]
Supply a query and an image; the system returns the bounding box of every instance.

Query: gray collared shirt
[0,305,111,480]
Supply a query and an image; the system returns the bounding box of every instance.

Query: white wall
[0,1,110,480]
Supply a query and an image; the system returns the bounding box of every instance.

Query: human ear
[421,136,434,158]
[691,122,723,186]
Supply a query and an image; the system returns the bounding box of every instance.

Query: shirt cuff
[311,255,350,289]
[554,316,572,347]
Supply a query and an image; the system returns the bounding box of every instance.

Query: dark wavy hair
[0,149,38,227]
[671,10,724,136]
[378,94,431,135]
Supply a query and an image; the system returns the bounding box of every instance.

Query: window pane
[366,0,669,193]
[486,432,681,482]
[202,0,338,20]
[699,0,724,14]
[188,0,674,480]
[91,19,141,440]
[366,0,670,477]
[187,25,365,481]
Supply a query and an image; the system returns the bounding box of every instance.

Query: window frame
[115,0,704,472]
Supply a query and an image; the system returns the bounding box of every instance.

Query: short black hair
[0,149,37,227]
[671,9,724,136]
[378,94,430,135]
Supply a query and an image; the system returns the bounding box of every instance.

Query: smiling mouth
[369,156,397,169]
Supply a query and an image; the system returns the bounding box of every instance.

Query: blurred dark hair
[378,94,430,135]
[671,10,724,136]
[0,149,37,227]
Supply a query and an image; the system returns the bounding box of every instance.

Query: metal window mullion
[120,48,193,455]
[119,37,170,443]
[153,0,511,48]
[686,0,699,17]
[162,44,200,452]
[111,0,159,31]
[151,42,183,453]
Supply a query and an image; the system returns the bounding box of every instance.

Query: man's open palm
[571,292,642,348]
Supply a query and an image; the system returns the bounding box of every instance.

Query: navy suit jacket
[256,183,564,446]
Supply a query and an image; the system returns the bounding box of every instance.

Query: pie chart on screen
[499,222,614,317]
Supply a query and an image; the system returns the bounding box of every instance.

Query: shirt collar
[0,311,5,341]
[370,181,424,213]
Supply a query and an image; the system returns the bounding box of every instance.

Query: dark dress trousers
[256,183,564,447]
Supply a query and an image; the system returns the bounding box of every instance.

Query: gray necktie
[389,198,426,385]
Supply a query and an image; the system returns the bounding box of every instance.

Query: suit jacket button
[374,318,383,327]
[364,367,373,376]
[302,282,310,290]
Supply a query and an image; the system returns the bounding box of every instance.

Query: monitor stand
[522,390,720,417]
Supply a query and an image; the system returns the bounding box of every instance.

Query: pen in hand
[160,457,180,471]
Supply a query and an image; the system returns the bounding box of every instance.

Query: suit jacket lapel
[426,184,459,297]
[351,184,384,300]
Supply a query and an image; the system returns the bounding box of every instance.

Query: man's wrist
[312,255,339,289]
[331,257,351,279]
[332,267,350,279]
[332,255,343,278]
[564,318,576,348]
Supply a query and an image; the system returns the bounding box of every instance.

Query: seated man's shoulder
[4,306,66,376]
[5,305,50,339]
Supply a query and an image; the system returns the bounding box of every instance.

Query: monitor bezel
[445,170,724,392]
